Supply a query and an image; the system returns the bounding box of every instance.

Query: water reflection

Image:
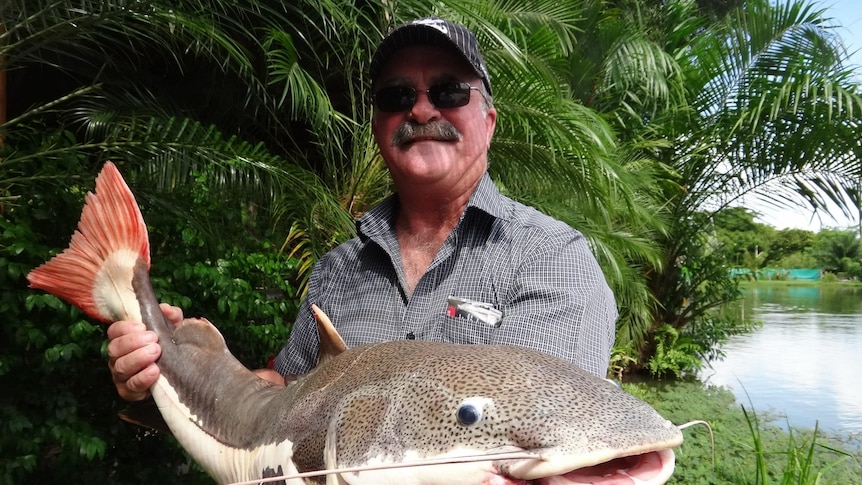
[702,285,862,435]
[743,285,862,314]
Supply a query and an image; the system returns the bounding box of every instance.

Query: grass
[626,381,862,484]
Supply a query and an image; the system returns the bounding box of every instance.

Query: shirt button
[406,332,415,340]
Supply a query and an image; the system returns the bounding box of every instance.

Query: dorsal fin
[311,304,347,365]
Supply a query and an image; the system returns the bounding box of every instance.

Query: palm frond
[668,0,862,217]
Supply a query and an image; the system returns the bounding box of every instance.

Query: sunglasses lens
[429,82,472,109]
[375,86,416,112]
[374,82,474,112]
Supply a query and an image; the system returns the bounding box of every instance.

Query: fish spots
[166,337,681,482]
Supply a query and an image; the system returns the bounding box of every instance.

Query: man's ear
[485,107,497,148]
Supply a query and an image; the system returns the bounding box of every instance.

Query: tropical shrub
[775,253,818,269]
[812,229,861,274]
[1,156,300,483]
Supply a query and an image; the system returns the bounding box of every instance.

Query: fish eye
[456,403,483,427]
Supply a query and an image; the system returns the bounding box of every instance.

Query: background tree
[768,228,817,267]
[2,0,376,481]
[812,228,862,275]
[706,208,820,270]
[711,207,775,267]
[579,0,862,374]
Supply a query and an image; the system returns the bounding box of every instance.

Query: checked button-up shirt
[274,173,618,378]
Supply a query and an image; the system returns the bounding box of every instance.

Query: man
[107,17,617,402]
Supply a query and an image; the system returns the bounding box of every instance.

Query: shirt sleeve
[273,258,327,377]
[490,230,618,378]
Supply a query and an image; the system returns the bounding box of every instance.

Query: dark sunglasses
[374,81,481,112]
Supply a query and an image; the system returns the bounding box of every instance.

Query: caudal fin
[27,162,150,323]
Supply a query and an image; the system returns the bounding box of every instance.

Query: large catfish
[28,162,684,484]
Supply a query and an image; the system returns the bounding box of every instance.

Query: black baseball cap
[369,17,493,97]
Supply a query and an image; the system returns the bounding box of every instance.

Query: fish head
[319,341,683,485]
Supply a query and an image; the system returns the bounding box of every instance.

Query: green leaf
[44,346,61,363]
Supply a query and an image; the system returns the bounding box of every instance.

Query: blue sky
[747,0,862,231]
[823,0,862,67]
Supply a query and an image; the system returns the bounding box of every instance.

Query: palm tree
[1,0,372,241]
[813,228,862,274]
[574,0,862,372]
[374,1,667,350]
[1,1,376,481]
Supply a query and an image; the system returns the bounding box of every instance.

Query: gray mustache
[391,121,462,146]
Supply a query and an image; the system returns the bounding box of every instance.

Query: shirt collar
[467,172,508,220]
[357,172,508,240]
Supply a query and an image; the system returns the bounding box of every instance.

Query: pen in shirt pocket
[447,296,503,327]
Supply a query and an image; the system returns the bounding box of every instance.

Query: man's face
[371,45,496,189]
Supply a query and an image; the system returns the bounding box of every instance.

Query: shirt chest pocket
[440,312,497,345]
[435,238,511,345]
[439,295,502,345]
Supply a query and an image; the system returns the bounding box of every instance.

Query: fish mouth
[500,449,676,485]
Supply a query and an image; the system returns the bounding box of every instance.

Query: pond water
[699,285,862,436]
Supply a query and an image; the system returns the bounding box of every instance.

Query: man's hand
[106,303,182,401]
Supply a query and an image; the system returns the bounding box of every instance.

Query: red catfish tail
[27,162,150,323]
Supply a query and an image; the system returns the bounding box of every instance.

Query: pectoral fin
[119,397,170,433]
